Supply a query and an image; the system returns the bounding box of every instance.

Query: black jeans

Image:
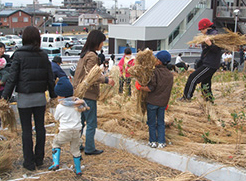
[18,106,46,167]
[119,77,131,96]
[183,66,217,100]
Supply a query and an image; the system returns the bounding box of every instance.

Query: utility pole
[114,0,117,24]
[33,0,36,26]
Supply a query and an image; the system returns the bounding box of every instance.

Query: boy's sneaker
[157,143,166,148]
[148,142,157,148]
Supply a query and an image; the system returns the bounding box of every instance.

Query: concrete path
[92,128,246,181]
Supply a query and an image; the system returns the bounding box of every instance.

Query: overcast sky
[3,0,159,9]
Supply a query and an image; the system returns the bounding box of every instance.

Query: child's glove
[75,99,90,112]
[165,105,169,110]
[135,80,141,90]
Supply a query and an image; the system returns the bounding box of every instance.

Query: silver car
[64,45,83,56]
[5,35,22,45]
[15,40,22,50]
[79,37,87,45]
[0,37,11,46]
[63,36,80,48]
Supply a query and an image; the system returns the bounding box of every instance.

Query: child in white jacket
[48,77,89,175]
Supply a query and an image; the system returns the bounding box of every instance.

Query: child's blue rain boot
[48,148,61,171]
[73,156,82,175]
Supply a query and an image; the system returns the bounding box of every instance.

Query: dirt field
[0,128,209,181]
[97,70,246,169]
[1,70,245,180]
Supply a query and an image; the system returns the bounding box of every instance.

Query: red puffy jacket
[118,55,135,78]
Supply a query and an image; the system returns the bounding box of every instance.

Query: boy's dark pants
[183,66,217,100]
[18,106,46,168]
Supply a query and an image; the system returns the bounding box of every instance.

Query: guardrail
[54,48,202,64]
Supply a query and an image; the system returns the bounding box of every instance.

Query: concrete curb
[93,129,246,181]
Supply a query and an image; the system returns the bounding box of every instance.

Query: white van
[41,34,64,48]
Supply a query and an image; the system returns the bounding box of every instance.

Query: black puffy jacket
[2,45,56,100]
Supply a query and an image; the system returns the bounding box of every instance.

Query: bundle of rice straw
[99,66,120,102]
[128,49,157,115]
[74,64,102,98]
[0,141,13,173]
[46,97,58,109]
[0,99,16,132]
[187,29,246,51]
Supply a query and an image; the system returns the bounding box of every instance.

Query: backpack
[70,64,77,76]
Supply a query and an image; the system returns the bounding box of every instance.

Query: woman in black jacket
[179,18,221,103]
[2,26,56,171]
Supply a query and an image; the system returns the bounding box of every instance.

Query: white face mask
[125,55,131,59]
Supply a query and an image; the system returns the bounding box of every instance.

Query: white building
[134,0,145,10]
[78,12,115,26]
[107,7,145,24]
[79,14,99,26]
[108,0,213,54]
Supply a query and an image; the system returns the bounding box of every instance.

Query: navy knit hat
[52,56,62,64]
[54,77,73,97]
[155,50,171,65]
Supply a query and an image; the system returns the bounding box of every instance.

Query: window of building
[87,19,89,23]
[4,18,7,22]
[168,26,180,45]
[12,17,18,22]
[187,8,199,24]
[23,17,28,22]
[157,40,161,51]
[19,11,21,16]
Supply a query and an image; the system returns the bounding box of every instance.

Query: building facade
[0,10,31,28]
[78,12,114,26]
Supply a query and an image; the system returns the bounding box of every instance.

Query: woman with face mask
[118,47,135,96]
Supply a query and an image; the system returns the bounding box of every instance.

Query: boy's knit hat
[155,50,171,65]
[0,58,6,69]
[54,76,73,97]
[52,56,62,64]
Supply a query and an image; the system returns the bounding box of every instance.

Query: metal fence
[56,48,202,64]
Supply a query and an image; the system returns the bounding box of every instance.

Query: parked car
[5,35,22,45]
[64,36,80,48]
[0,36,11,46]
[64,45,83,56]
[41,47,61,58]
[5,51,14,58]
[79,37,87,45]
[41,34,64,48]
[102,46,108,54]
[14,40,22,50]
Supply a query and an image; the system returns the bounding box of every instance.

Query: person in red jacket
[118,48,135,96]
